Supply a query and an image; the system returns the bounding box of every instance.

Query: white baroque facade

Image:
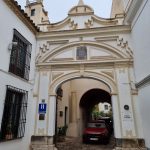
[26,0,144,150]
[0,0,150,150]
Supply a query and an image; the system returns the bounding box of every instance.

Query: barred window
[0,85,28,141]
[9,29,32,80]
[104,105,108,110]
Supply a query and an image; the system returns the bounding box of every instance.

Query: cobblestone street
[56,136,115,150]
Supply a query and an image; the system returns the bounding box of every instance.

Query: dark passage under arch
[80,88,111,123]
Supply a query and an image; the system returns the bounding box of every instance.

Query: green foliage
[91,104,113,120]
[57,125,68,136]
[92,110,113,120]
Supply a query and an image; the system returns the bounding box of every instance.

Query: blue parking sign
[39,103,47,113]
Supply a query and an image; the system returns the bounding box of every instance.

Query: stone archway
[48,71,119,139]
[49,71,117,95]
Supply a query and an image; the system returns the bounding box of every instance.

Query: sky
[16,0,112,23]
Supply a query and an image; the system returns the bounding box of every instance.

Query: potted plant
[57,125,68,142]
[5,124,13,140]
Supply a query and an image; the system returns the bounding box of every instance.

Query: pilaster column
[34,71,50,136]
[31,71,56,150]
[111,93,122,139]
[48,95,57,136]
[115,67,137,138]
[71,92,77,122]
[66,91,78,137]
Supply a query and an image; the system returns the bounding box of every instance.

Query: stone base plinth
[114,139,146,150]
[115,148,146,150]
[66,123,78,137]
[30,136,57,150]
[31,144,57,150]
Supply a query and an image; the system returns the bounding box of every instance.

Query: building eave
[4,0,40,34]
[136,74,150,89]
[124,0,144,23]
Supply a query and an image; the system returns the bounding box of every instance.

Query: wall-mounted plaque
[124,105,129,110]
[76,46,87,60]
[39,114,45,120]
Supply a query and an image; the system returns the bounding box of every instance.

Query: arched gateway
[30,0,144,150]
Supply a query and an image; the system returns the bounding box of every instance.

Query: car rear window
[87,122,106,128]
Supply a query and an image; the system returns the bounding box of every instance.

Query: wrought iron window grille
[0,85,28,141]
[9,29,32,80]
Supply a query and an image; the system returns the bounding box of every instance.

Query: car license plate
[90,138,98,141]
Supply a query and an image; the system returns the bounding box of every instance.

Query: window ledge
[0,69,33,85]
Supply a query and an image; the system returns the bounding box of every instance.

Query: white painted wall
[137,86,150,148]
[0,1,36,150]
[129,0,150,148]
[130,0,150,82]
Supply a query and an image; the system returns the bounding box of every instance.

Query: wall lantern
[8,42,18,51]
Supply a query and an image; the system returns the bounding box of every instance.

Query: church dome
[68,0,94,16]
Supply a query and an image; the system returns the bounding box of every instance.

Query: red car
[82,120,110,144]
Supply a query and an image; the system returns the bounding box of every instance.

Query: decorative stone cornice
[4,0,39,34]
[47,18,71,31]
[136,74,150,88]
[92,15,118,25]
[37,25,131,39]
[46,14,120,31]
[36,59,133,69]
[95,35,119,42]
[36,41,130,64]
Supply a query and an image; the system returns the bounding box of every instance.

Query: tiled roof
[4,0,40,33]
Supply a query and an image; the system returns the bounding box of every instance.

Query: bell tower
[25,0,49,26]
[78,0,84,6]
[111,0,124,18]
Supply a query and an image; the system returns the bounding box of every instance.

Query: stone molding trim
[37,25,131,39]
[136,74,150,89]
[37,41,131,63]
[49,71,117,95]
[115,138,146,149]
[30,136,55,150]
